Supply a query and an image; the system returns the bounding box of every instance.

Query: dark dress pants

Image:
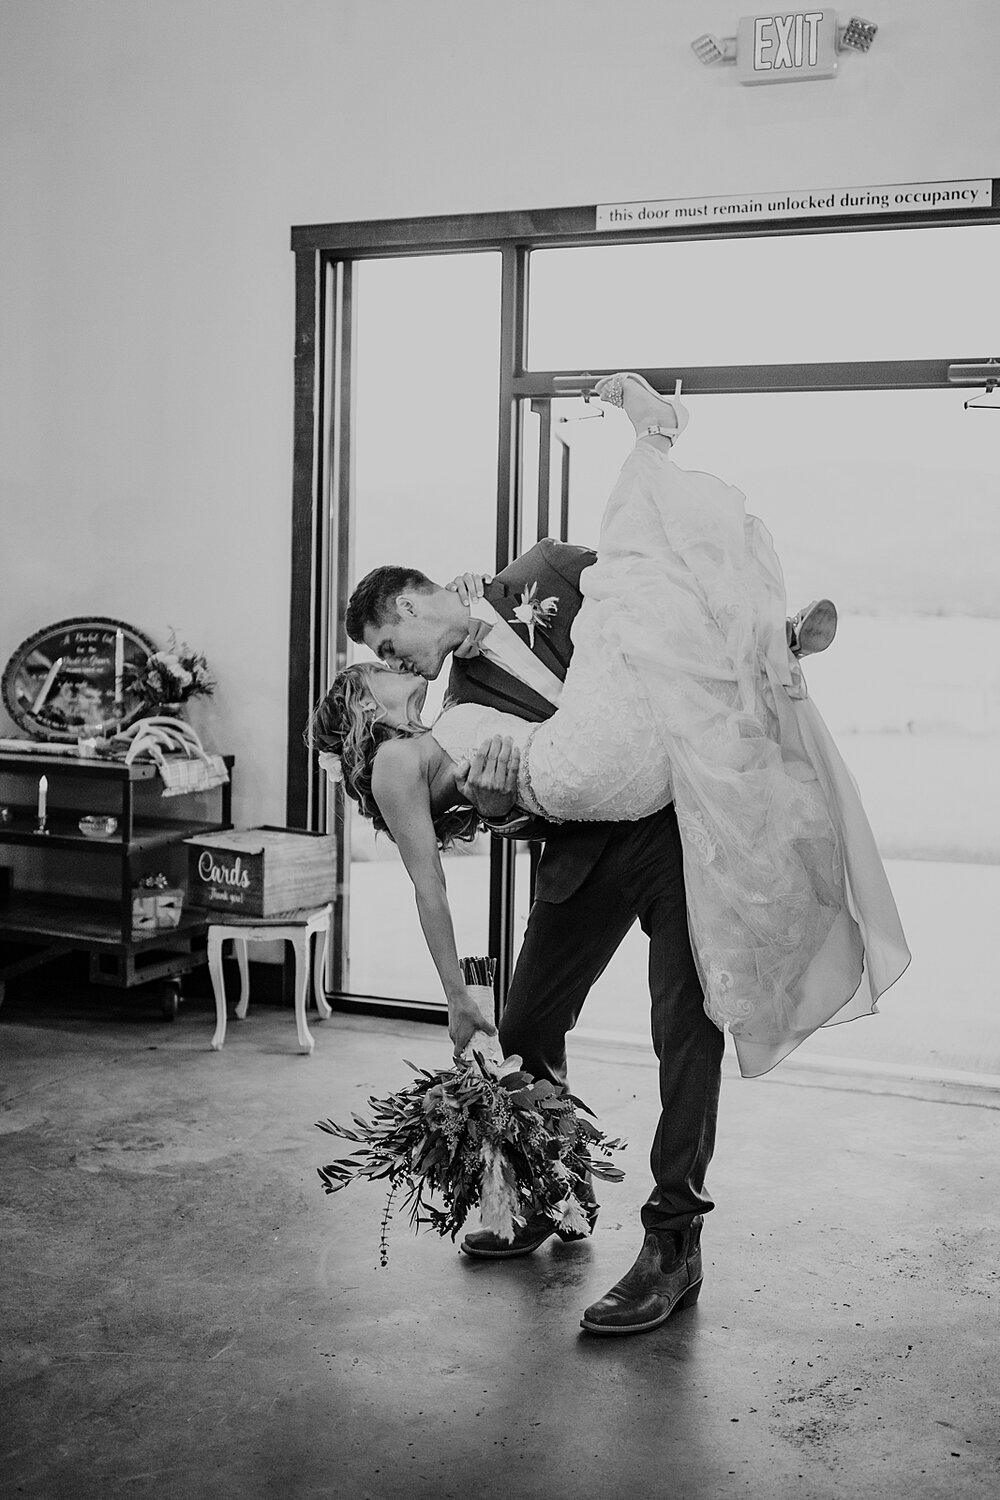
[498,804,724,1236]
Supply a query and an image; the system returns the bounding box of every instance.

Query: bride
[308,373,909,1075]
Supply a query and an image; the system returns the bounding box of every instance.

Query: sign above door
[692,11,877,84]
[595,179,994,232]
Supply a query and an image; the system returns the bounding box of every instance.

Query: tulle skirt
[523,445,910,1077]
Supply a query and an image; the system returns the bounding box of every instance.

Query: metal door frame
[286,189,1000,1010]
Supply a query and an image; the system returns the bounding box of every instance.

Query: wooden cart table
[0,747,234,1017]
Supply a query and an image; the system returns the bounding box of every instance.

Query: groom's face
[363,592,457,681]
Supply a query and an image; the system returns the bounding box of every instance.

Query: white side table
[207,903,333,1053]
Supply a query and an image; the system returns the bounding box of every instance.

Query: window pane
[551,386,999,618]
[343,253,500,1006]
[528,225,1000,368]
[548,386,1000,1076]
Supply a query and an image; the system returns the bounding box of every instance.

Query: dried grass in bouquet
[316,1049,626,1266]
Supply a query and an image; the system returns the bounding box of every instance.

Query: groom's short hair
[345,565,436,643]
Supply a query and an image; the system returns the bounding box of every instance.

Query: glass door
[292,198,1000,1073]
[335,251,500,1009]
[518,382,1000,1077]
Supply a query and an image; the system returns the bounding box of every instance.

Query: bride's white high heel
[593,372,690,445]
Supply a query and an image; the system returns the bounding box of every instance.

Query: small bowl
[79,815,118,839]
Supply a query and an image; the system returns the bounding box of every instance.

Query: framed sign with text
[1,616,158,740]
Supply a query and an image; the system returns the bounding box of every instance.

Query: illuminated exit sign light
[736,10,839,84]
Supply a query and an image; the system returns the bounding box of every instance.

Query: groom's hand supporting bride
[446,572,495,660]
[454,735,520,821]
[453,617,494,660]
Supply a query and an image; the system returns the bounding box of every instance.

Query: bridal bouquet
[316,1051,626,1266]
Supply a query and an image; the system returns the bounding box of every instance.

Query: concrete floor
[2,985,999,1500]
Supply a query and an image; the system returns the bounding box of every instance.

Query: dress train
[519,444,910,1076]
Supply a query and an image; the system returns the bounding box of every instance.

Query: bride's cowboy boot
[593,371,690,445]
[461,1198,599,1260]
[788,598,838,657]
[580,1216,703,1336]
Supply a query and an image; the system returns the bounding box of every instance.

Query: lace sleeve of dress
[516,726,564,822]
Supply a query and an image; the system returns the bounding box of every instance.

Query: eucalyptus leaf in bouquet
[316,1052,626,1266]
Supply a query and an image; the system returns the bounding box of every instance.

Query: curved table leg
[208,930,227,1050]
[312,912,332,1020]
[291,931,315,1054]
[234,938,251,1019]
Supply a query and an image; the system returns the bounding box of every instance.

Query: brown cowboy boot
[580,1217,703,1336]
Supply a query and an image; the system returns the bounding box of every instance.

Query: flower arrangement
[127,631,214,709]
[316,1051,626,1266]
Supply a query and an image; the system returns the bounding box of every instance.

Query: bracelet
[483,811,535,835]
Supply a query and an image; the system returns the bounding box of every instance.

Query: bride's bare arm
[372,741,494,1054]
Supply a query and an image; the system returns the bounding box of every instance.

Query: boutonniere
[511,583,558,649]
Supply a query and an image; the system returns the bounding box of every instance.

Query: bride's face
[365,666,427,728]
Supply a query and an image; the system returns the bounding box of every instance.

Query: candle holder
[35,816,49,836]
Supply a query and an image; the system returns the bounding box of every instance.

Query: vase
[131,893,158,933]
[154,887,184,929]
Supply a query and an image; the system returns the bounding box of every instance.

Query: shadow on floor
[2,990,999,1499]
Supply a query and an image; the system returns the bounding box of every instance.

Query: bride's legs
[594,372,689,453]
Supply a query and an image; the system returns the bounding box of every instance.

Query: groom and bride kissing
[310,372,909,1337]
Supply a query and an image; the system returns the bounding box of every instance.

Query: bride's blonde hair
[306,664,479,849]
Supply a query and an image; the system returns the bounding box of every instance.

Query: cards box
[185,826,337,917]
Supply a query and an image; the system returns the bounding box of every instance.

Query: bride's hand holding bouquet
[316,959,625,1266]
[448,977,500,1062]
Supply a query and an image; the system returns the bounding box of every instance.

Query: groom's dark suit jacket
[446,537,632,905]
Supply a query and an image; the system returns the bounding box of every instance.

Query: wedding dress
[431,444,910,1077]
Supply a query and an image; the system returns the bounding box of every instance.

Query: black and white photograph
[1,3,998,1497]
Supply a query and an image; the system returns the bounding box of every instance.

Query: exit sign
[736,10,839,83]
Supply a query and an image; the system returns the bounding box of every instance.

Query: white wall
[2,0,998,822]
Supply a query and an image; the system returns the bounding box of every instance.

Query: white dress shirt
[468,595,563,707]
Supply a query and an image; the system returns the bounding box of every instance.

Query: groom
[345,545,835,1337]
